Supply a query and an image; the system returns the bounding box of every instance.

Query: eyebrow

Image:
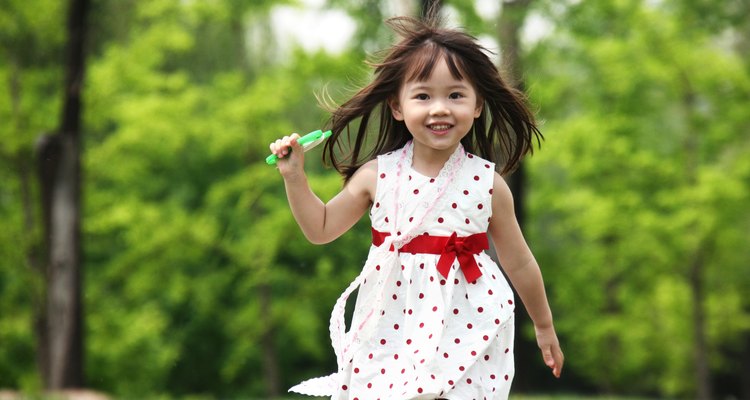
[407,83,471,92]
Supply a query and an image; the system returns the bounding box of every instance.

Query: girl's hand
[269,133,305,179]
[535,324,564,378]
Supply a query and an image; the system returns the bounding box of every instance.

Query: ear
[389,98,404,121]
[474,98,484,118]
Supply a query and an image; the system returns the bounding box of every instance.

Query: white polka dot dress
[290,142,515,400]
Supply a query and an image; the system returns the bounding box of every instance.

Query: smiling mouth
[428,124,453,131]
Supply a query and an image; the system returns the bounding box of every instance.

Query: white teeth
[430,124,451,130]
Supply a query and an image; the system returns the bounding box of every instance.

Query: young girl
[269,15,563,400]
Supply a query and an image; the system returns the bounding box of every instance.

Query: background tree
[35,0,90,388]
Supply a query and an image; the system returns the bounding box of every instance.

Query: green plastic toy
[265,129,333,165]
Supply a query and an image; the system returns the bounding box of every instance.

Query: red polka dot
[380,339,386,345]
[505,348,510,353]
[375,202,380,208]
[368,353,373,359]
[471,350,477,356]
[467,378,473,384]
[342,385,348,390]
[485,164,491,168]
[454,338,461,344]
[477,203,484,209]
[490,374,496,379]
[438,217,444,223]
[429,178,435,183]
[459,365,465,371]
[418,388,424,393]
[463,190,469,195]
[380,173,386,178]
[394,324,399,330]
[505,374,509,381]
[394,354,399,360]
[452,202,458,208]
[474,175,480,181]
[465,218,471,224]
[453,308,459,315]
[432,306,438,312]
[484,355,490,361]
[443,353,449,358]
[367,382,372,388]
[354,367,359,373]
[381,368,386,374]
[448,380,454,385]
[419,293,424,299]
[488,289,493,295]
[467,323,473,329]
[508,299,514,305]
[483,335,489,341]
[406,339,412,345]
[409,217,413,222]
[468,154,474,158]
[419,322,425,328]
[413,189,419,194]
[489,188,493,194]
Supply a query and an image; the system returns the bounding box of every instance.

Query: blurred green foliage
[0,0,748,398]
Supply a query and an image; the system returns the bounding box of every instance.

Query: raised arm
[487,172,564,378]
[269,134,376,244]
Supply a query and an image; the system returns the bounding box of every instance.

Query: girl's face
[390,56,482,156]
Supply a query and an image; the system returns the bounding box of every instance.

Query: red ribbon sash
[371,228,488,283]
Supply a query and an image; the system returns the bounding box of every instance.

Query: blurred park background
[1,0,749,398]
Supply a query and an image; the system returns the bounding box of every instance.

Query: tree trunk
[498,0,530,226]
[690,248,712,400]
[680,73,713,400]
[498,0,536,391]
[259,283,281,397]
[420,0,440,19]
[741,332,750,400]
[36,0,89,389]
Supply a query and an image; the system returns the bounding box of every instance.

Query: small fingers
[541,345,564,378]
[554,346,565,378]
[269,133,301,158]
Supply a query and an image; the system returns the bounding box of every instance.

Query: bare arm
[269,134,376,244]
[487,172,564,378]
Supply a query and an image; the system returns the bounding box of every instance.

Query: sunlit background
[1,0,748,399]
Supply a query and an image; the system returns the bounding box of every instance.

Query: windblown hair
[322,14,542,183]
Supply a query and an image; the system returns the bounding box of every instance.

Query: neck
[410,141,460,178]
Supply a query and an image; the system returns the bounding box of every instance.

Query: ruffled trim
[288,372,337,397]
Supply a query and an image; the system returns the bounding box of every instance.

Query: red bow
[435,232,487,283]
[371,228,488,283]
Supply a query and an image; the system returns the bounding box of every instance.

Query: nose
[429,99,450,116]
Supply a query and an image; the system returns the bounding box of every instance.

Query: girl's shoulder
[377,148,402,163]
[465,151,495,170]
[345,159,378,204]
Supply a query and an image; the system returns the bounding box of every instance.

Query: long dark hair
[321,15,542,183]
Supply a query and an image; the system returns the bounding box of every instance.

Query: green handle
[265,130,331,165]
